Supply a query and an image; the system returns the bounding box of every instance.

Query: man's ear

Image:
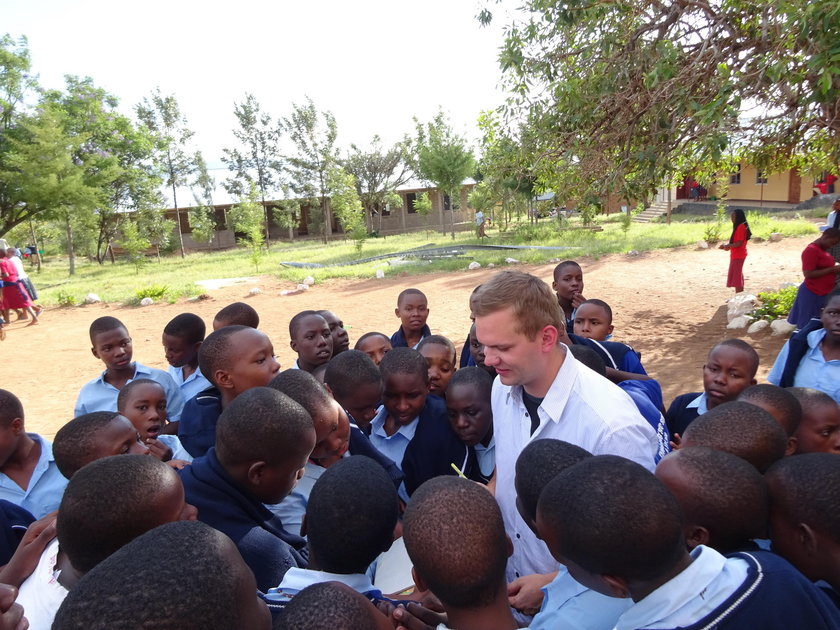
[602,574,632,598]
[785,436,798,457]
[540,325,560,352]
[410,566,429,593]
[684,525,710,550]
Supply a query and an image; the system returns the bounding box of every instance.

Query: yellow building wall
[708,166,811,203]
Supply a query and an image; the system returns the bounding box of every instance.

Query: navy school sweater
[177,386,222,458]
[347,426,405,491]
[390,324,432,348]
[665,392,702,439]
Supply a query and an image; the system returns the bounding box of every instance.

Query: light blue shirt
[266,567,378,602]
[0,435,67,518]
[74,362,184,422]
[685,392,710,415]
[167,365,212,403]
[157,435,193,463]
[267,460,325,537]
[474,435,496,477]
[531,567,631,630]
[369,405,418,503]
[768,329,840,403]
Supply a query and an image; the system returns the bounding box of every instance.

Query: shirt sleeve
[767,341,790,385]
[802,245,821,271]
[162,375,185,423]
[619,348,647,375]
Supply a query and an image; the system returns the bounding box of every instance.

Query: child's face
[320,311,350,355]
[468,326,487,367]
[121,382,168,441]
[290,315,333,368]
[573,303,613,341]
[383,372,427,426]
[820,296,840,338]
[334,380,383,428]
[446,383,492,447]
[702,346,757,409]
[419,343,456,398]
[224,329,281,396]
[794,402,840,454]
[161,333,200,368]
[259,427,316,505]
[552,265,583,302]
[357,335,392,366]
[395,294,429,332]
[310,400,351,463]
[766,478,819,581]
[96,415,151,459]
[0,418,23,469]
[91,327,133,371]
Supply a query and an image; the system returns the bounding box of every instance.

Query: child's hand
[670,433,682,450]
[389,602,447,630]
[508,572,553,615]
[167,459,191,470]
[146,439,173,462]
[571,292,587,309]
[0,511,57,588]
[0,583,27,630]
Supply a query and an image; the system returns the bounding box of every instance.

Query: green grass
[28,215,818,307]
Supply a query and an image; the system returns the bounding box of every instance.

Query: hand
[384,602,447,630]
[508,572,554,615]
[571,293,587,309]
[166,459,191,470]
[146,439,174,462]
[670,433,682,450]
[0,583,27,630]
[0,512,57,588]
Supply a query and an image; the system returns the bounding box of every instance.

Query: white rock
[627,250,639,256]
[504,257,520,264]
[779,282,797,290]
[487,263,495,268]
[376,269,385,279]
[747,319,770,334]
[770,319,797,336]
[84,293,101,304]
[727,315,750,329]
[468,261,481,270]
[140,297,154,306]
[726,294,758,322]
[696,240,709,250]
[248,287,262,295]
[549,258,560,263]
[296,284,309,292]
[303,276,315,286]
[769,232,783,242]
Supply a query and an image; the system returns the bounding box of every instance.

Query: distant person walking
[719,209,751,293]
[6,248,41,320]
[787,228,840,329]
[0,248,40,326]
[475,209,488,238]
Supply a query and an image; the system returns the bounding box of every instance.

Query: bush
[135,285,169,301]
[750,285,799,321]
[56,290,76,307]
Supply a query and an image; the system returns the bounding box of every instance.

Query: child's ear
[10,418,23,435]
[798,522,819,555]
[246,461,268,487]
[601,574,631,599]
[785,436,798,457]
[394,307,401,319]
[750,377,757,386]
[300,513,308,538]
[290,339,298,353]
[214,369,235,392]
[551,280,558,291]
[684,525,710,550]
[323,382,334,397]
[91,346,100,360]
[607,324,614,336]
[410,566,429,594]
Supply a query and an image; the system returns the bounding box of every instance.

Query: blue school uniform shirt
[156,434,193,462]
[0,500,34,566]
[267,461,325,537]
[74,362,184,422]
[768,329,840,403]
[530,567,632,630]
[167,365,212,403]
[390,324,431,349]
[370,408,417,503]
[619,380,671,463]
[0,435,67,519]
[266,568,383,604]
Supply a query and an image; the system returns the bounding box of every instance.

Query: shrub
[135,285,169,301]
[57,290,76,307]
[750,285,799,321]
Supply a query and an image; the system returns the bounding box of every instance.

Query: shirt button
[516,533,521,539]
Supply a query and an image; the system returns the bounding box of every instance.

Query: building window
[729,164,741,185]
[406,193,417,214]
[443,194,451,211]
[756,170,768,185]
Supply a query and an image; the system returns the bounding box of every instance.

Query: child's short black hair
[710,338,760,377]
[738,384,802,436]
[579,298,613,322]
[214,301,259,328]
[56,454,184,573]
[788,387,837,413]
[216,387,312,468]
[323,350,381,399]
[417,334,456,360]
[396,288,426,306]
[448,366,493,397]
[404,476,508,608]
[354,331,389,348]
[53,411,122,478]
[658,447,768,553]
[569,345,607,376]
[766,453,840,545]
[268,369,332,417]
[0,389,23,426]
[163,312,206,345]
[288,310,322,338]
[681,401,787,472]
[277,581,381,630]
[515,439,592,523]
[306,456,398,574]
[379,347,428,384]
[538,456,684,582]
[552,260,581,279]
[198,325,249,385]
[52,521,256,630]
[116,378,164,413]
[88,316,127,344]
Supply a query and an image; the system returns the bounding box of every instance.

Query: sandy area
[2,234,815,439]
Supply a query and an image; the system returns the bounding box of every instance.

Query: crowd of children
[0,260,839,629]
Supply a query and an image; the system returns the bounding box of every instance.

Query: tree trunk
[65,215,76,276]
[28,220,41,273]
[169,154,186,258]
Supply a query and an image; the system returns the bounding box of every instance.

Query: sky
[4,0,515,200]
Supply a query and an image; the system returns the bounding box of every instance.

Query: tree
[136,89,195,258]
[189,151,218,245]
[328,166,366,256]
[228,185,265,272]
[413,111,475,238]
[222,94,283,245]
[283,97,339,244]
[481,0,840,205]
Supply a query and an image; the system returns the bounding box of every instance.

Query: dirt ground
[2,233,817,439]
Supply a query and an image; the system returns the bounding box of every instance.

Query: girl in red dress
[720,208,751,293]
[0,249,39,326]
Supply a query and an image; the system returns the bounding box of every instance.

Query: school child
[655,447,768,553]
[177,325,280,458]
[680,401,788,473]
[116,379,192,463]
[52,411,149,479]
[354,331,392,366]
[368,348,477,501]
[766,454,840,601]
[787,388,840,454]
[719,208,751,293]
[323,350,384,431]
[74,316,184,422]
[266,457,398,605]
[212,301,260,330]
[52,520,272,630]
[15,455,197,629]
[665,338,759,439]
[0,390,67,518]
[289,311,333,373]
[468,322,497,377]
[572,298,615,341]
[277,581,392,630]
[390,288,431,349]
[536,455,840,630]
[317,310,350,356]
[267,370,402,535]
[417,335,457,398]
[178,387,315,591]
[738,384,803,456]
[401,476,518,630]
[512,439,631,630]
[446,367,495,481]
[161,312,211,402]
[552,260,585,333]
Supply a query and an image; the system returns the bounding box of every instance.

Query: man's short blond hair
[472,270,563,340]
